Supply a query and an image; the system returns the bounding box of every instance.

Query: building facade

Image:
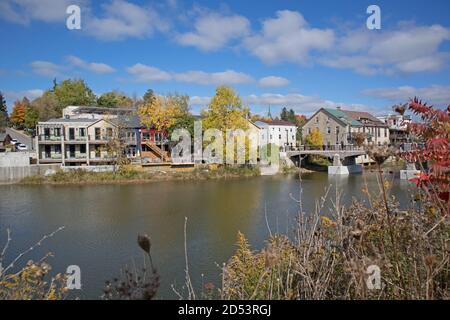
[302,108,390,147]
[377,114,411,146]
[36,107,145,166]
[255,120,297,151]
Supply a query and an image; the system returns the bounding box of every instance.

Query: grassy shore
[19,165,261,185]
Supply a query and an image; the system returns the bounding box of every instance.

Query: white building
[254,120,297,150]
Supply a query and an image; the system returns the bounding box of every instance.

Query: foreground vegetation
[19,165,260,185]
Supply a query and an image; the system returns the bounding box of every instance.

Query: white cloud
[174,70,253,85]
[31,57,115,77]
[244,10,334,65]
[3,89,44,102]
[363,85,450,107]
[30,61,63,78]
[85,0,169,41]
[176,12,250,51]
[126,64,172,82]
[258,76,290,87]
[0,0,82,24]
[127,63,253,86]
[320,25,450,75]
[189,96,211,107]
[66,56,116,74]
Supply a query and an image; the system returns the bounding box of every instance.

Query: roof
[323,108,362,126]
[43,118,98,124]
[257,120,296,127]
[71,106,135,115]
[342,110,386,126]
[0,132,11,141]
[111,115,142,128]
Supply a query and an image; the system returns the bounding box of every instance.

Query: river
[0,172,416,299]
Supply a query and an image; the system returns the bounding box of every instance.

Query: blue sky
[0,0,449,116]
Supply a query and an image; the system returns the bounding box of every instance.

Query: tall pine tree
[0,91,9,130]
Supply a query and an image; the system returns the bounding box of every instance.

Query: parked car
[16,143,28,151]
[10,139,18,145]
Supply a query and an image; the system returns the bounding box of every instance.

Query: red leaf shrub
[400,98,450,213]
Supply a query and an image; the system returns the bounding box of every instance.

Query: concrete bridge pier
[400,162,421,180]
[328,154,363,175]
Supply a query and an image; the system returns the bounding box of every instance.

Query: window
[95,128,101,140]
[44,145,51,158]
[377,128,380,137]
[106,128,113,138]
[79,128,86,137]
[384,128,387,137]
[279,134,282,139]
[290,128,292,132]
[270,134,273,140]
[80,144,86,154]
[54,128,61,137]
[292,135,295,140]
[55,145,61,154]
[308,128,311,134]
[316,117,319,123]
[327,127,331,134]
[69,128,75,140]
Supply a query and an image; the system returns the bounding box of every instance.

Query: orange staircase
[143,142,171,162]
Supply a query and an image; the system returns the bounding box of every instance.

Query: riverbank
[18,165,261,185]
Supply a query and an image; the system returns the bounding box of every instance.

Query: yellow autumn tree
[304,128,323,148]
[202,86,251,163]
[138,95,182,132]
[202,86,249,132]
[10,98,28,129]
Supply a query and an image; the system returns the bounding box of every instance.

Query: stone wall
[0,164,61,183]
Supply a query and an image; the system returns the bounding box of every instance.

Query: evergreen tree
[0,91,8,130]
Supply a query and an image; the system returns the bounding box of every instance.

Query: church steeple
[267,105,273,120]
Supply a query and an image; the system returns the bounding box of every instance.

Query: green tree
[0,91,8,130]
[30,91,60,121]
[53,79,96,113]
[97,91,133,108]
[165,93,194,136]
[24,105,40,132]
[143,89,156,105]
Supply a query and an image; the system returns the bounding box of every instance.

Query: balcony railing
[65,153,87,160]
[89,135,113,142]
[38,135,63,142]
[41,154,62,160]
[66,136,88,142]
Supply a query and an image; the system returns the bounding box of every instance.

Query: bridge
[286,145,367,175]
[287,146,366,160]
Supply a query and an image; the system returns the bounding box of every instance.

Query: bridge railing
[298,145,365,152]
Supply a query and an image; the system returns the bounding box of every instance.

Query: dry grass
[219,172,449,300]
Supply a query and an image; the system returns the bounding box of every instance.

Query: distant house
[254,120,297,150]
[0,132,12,152]
[377,114,412,146]
[302,107,389,147]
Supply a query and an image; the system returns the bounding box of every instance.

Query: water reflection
[0,172,415,299]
